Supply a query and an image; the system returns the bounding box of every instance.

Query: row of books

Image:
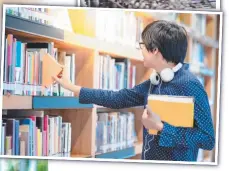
[95,112,137,154]
[6,7,52,26]
[1,110,71,157]
[94,10,210,48]
[95,55,136,90]
[95,10,144,47]
[3,34,75,97]
[6,6,74,32]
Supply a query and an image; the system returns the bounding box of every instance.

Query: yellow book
[147,94,195,135]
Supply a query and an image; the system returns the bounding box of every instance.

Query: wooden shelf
[2,95,93,110]
[2,95,32,110]
[64,31,143,61]
[71,154,91,158]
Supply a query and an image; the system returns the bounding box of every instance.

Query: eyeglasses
[138,42,145,49]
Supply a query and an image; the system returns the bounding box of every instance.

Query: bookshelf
[1,7,220,162]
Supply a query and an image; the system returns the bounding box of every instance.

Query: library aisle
[1,6,220,163]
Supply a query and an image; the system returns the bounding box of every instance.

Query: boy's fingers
[52,75,61,83]
[146,105,151,111]
[146,105,153,117]
[142,109,148,118]
[62,65,68,77]
[143,109,147,114]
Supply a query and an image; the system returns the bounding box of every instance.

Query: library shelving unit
[2,8,220,162]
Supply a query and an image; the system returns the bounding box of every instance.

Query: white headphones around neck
[150,62,183,85]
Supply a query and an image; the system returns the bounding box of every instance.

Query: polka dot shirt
[79,66,215,161]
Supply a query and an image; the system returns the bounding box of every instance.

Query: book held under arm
[147,94,195,135]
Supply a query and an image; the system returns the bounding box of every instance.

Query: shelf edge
[3,95,33,110]
[32,96,94,109]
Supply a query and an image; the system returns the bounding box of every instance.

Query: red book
[44,115,49,156]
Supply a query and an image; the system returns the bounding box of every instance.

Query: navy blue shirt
[79,66,215,161]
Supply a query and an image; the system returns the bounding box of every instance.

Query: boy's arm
[158,82,215,151]
[78,80,150,109]
[52,69,150,109]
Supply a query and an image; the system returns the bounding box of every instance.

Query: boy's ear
[148,48,158,56]
[152,48,159,55]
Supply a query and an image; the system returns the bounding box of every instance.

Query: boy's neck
[155,62,176,73]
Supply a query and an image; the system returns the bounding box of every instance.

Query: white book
[51,118,55,155]
[63,123,68,153]
[68,123,72,153]
[64,56,71,96]
[1,126,5,155]
[48,118,51,156]
[98,113,108,153]
[132,66,136,88]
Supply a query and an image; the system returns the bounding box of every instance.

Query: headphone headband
[172,62,183,73]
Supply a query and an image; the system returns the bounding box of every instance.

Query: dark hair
[141,20,188,64]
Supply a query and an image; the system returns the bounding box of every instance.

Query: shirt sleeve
[158,81,215,151]
[78,80,150,109]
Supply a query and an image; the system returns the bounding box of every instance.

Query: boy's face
[140,43,160,69]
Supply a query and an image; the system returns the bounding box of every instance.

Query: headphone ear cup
[160,68,174,82]
[150,72,160,85]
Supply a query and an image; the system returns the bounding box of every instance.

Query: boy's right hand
[52,65,73,91]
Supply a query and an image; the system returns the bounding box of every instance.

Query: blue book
[15,41,22,95]
[16,41,22,68]
[15,120,20,155]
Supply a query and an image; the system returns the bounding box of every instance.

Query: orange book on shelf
[147,94,195,135]
[42,53,63,88]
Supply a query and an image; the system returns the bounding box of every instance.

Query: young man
[53,20,215,161]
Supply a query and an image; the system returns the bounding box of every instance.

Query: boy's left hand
[142,106,164,131]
